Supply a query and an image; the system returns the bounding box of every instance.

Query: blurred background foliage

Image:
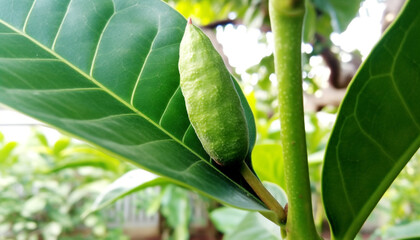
[2,0,419,239]
[0,131,131,240]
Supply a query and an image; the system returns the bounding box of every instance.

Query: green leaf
[303,0,316,43]
[160,185,192,240]
[313,0,362,33]
[49,146,123,173]
[252,144,285,189]
[52,138,70,155]
[210,207,249,235]
[83,169,169,217]
[0,141,17,164]
[322,1,420,239]
[0,0,264,212]
[381,221,420,240]
[224,211,281,240]
[48,157,120,173]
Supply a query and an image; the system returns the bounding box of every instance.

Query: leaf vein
[389,21,420,131]
[158,86,180,125]
[58,113,141,123]
[89,2,116,76]
[51,0,73,50]
[130,16,161,106]
[335,116,356,217]
[22,0,36,33]
[181,124,192,143]
[353,114,395,164]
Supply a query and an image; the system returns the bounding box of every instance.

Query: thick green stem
[240,162,287,223]
[269,0,319,239]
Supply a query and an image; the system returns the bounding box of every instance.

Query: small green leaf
[0,141,17,164]
[52,138,70,155]
[322,1,420,239]
[303,0,316,43]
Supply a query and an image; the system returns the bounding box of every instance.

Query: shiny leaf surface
[322,1,420,238]
[0,0,264,212]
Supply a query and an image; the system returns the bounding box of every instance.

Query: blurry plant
[0,130,130,240]
[85,168,211,240]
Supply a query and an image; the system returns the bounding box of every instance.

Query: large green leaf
[322,1,420,239]
[0,0,265,212]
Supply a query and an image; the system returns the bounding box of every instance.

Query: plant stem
[240,162,287,223]
[268,0,320,239]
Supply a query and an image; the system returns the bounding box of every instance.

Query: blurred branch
[304,87,347,112]
[202,18,272,32]
[315,34,361,89]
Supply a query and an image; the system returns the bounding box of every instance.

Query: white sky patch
[217,0,386,71]
[330,0,386,57]
[216,24,271,74]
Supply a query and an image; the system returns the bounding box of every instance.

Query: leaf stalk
[240,162,287,224]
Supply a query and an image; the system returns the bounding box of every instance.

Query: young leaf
[322,1,420,238]
[0,0,263,212]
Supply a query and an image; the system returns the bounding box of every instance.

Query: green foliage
[0,0,266,213]
[0,131,129,240]
[160,185,193,240]
[252,144,285,189]
[1,0,420,239]
[322,1,420,238]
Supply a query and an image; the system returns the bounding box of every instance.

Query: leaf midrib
[0,17,266,207]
